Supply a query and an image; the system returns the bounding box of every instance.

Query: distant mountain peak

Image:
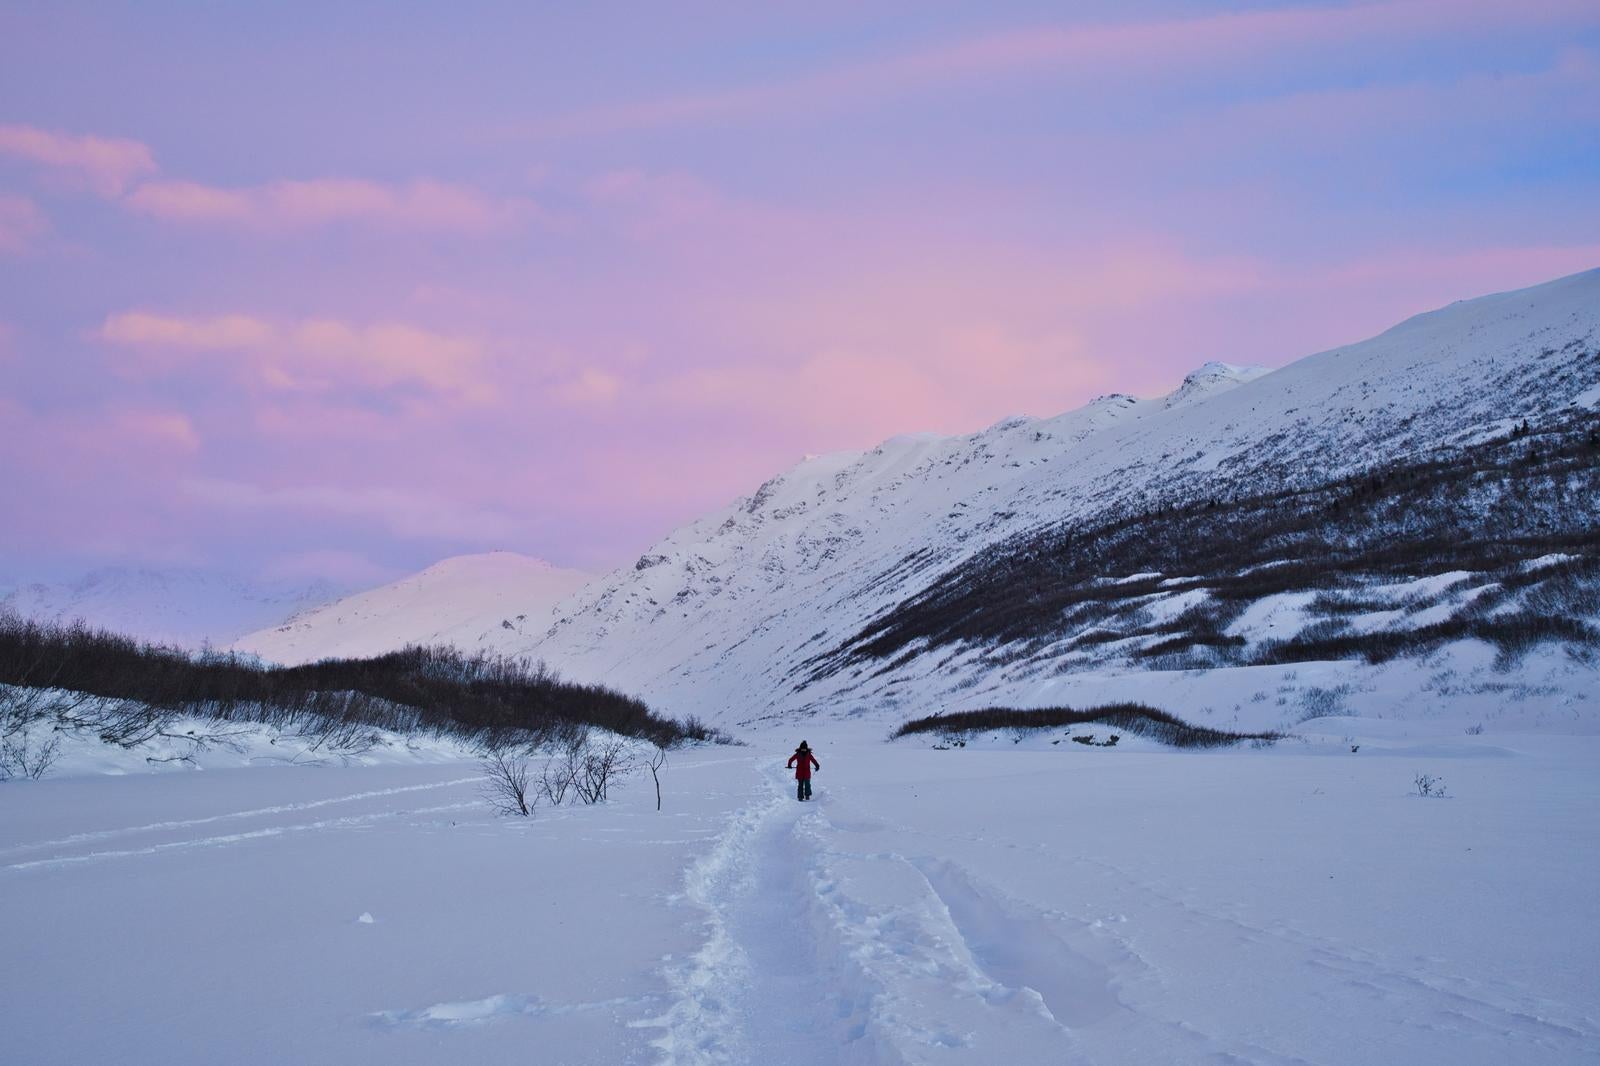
[233,552,591,666]
[1164,361,1272,409]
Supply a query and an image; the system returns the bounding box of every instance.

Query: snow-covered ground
[6,720,1597,1065]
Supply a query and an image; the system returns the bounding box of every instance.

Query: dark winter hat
[798,740,809,750]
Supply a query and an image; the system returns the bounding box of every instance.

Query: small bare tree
[481,748,535,817]
[647,744,667,811]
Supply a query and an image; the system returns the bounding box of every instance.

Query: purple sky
[3,1,1598,587]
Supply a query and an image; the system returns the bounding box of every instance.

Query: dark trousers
[796,778,812,801]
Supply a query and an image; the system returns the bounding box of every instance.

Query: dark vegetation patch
[0,614,719,749]
[809,413,1600,679]
[1254,611,1598,668]
[892,703,1284,749]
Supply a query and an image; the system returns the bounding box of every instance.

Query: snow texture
[5,721,1598,1064]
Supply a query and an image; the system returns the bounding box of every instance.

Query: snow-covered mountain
[234,552,591,665]
[514,269,1600,726]
[218,271,1600,729]
[0,567,342,649]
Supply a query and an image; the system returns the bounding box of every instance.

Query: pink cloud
[124,176,537,234]
[290,319,492,401]
[0,193,48,252]
[633,240,1266,438]
[554,367,623,407]
[520,0,1600,138]
[0,399,201,488]
[112,409,202,453]
[97,311,493,403]
[100,311,273,350]
[0,124,157,195]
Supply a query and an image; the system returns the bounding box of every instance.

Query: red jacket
[787,749,819,780]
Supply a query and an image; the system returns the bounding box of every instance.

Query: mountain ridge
[221,269,1600,730]
[514,268,1600,725]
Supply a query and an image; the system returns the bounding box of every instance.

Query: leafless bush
[533,734,636,806]
[0,729,61,781]
[0,615,702,749]
[538,752,576,805]
[536,735,584,805]
[481,748,535,817]
[1297,684,1353,722]
[2,684,92,742]
[573,735,633,804]
[1414,772,1448,798]
[894,703,1282,749]
[273,714,383,765]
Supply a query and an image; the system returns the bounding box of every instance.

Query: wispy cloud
[519,0,1600,138]
[98,311,494,403]
[125,177,538,234]
[0,193,48,252]
[0,122,537,236]
[100,311,273,350]
[112,409,202,452]
[0,123,157,195]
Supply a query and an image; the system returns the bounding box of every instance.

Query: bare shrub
[677,715,735,744]
[1298,684,1353,722]
[530,734,637,806]
[538,738,581,806]
[894,703,1282,749]
[481,748,535,817]
[0,613,713,751]
[573,735,633,804]
[1414,772,1448,798]
[0,729,62,781]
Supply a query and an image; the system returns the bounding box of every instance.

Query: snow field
[4,722,1599,1064]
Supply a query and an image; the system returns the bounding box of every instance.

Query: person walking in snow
[787,741,820,801]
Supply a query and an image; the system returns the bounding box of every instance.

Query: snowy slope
[0,567,341,649]
[519,269,1600,725]
[234,552,591,665]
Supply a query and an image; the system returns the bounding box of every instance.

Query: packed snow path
[653,760,1093,1064]
[4,725,1600,1064]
